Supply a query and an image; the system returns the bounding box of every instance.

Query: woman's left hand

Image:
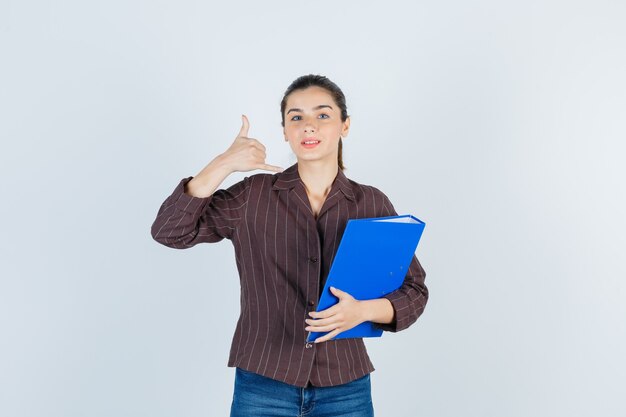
[304,286,366,343]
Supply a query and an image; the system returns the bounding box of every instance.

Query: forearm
[185,155,233,198]
[361,298,395,325]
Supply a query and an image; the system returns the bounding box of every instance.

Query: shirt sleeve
[372,191,429,332]
[150,175,250,249]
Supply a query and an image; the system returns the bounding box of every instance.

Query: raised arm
[150,114,284,248]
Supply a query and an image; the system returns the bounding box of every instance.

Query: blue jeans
[229,367,375,417]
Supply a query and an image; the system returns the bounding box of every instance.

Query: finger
[256,163,284,173]
[310,305,339,319]
[238,114,249,138]
[306,321,339,332]
[250,147,266,160]
[306,316,333,327]
[247,138,266,152]
[315,329,341,343]
[330,286,347,298]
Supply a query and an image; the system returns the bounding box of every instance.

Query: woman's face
[283,86,350,165]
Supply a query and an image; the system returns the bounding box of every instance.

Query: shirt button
[308,300,315,306]
[309,256,318,263]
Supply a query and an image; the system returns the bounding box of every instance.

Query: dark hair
[280,74,349,171]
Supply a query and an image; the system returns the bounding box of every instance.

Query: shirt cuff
[372,290,409,333]
[173,176,213,214]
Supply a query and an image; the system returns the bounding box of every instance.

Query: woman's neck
[297,160,339,197]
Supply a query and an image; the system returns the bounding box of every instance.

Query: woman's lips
[301,139,321,149]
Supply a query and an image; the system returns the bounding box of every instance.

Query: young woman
[151,74,428,417]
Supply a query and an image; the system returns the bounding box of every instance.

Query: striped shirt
[150,162,428,387]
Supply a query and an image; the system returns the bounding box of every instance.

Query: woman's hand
[186,115,283,198]
[218,114,284,174]
[305,287,367,343]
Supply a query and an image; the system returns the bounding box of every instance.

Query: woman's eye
[290,114,330,121]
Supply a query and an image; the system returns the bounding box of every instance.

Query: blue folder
[306,214,426,343]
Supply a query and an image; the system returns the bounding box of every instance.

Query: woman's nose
[304,120,317,132]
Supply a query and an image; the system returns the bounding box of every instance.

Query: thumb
[238,114,249,138]
[330,286,345,298]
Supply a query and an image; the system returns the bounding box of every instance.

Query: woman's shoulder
[344,175,396,216]
[345,175,391,200]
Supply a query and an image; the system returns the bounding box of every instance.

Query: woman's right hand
[219,114,284,174]
[185,115,283,198]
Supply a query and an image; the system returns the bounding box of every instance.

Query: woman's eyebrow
[287,104,333,114]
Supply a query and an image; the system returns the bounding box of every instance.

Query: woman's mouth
[301,138,321,149]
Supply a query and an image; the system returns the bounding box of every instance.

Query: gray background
[1,1,625,416]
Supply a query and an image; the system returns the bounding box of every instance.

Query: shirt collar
[272,162,355,201]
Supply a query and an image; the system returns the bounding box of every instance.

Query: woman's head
[281,74,350,170]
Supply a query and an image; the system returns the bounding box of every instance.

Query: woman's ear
[341,116,350,138]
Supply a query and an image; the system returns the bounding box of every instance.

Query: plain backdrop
[1,1,625,416]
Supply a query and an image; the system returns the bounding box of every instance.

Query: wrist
[360,300,372,323]
[185,156,233,198]
[209,154,234,175]
[361,298,394,325]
